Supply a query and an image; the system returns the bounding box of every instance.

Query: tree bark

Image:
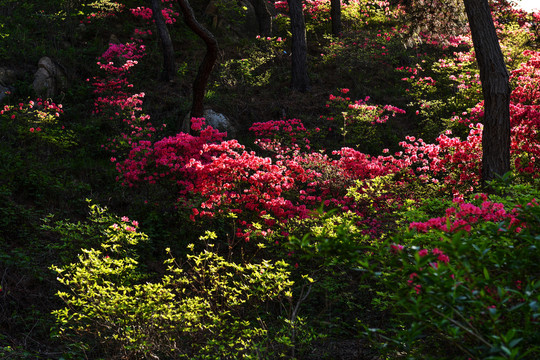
[250,0,272,36]
[331,0,342,37]
[463,0,510,182]
[176,0,219,119]
[287,0,310,92]
[151,0,176,82]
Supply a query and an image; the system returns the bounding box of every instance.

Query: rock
[0,67,16,86]
[182,109,237,138]
[32,57,67,98]
[38,56,56,73]
[33,68,54,98]
[109,34,120,44]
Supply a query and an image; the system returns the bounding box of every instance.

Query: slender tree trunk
[250,0,272,36]
[463,0,510,182]
[331,0,342,37]
[287,0,310,92]
[151,0,176,81]
[176,0,218,119]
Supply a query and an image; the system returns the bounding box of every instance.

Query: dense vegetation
[0,0,539,359]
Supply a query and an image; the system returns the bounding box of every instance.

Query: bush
[363,186,540,359]
[50,205,295,359]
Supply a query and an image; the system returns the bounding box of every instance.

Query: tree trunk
[331,0,342,37]
[463,0,510,182]
[176,0,219,119]
[287,0,310,92]
[250,0,272,36]
[151,0,176,81]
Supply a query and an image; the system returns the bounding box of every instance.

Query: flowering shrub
[113,44,539,243]
[118,118,316,240]
[321,88,405,152]
[90,33,164,157]
[118,114,478,244]
[81,2,179,160]
[393,48,540,186]
[509,50,540,178]
[363,188,540,359]
[394,126,483,193]
[130,0,179,25]
[117,119,226,188]
[0,98,75,149]
[397,41,484,138]
[409,193,513,233]
[115,112,490,243]
[117,117,407,241]
[250,118,314,154]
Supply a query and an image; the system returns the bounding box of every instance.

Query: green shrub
[50,206,295,359]
[217,36,288,89]
[362,188,540,359]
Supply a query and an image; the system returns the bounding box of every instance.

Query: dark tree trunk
[463,0,511,182]
[176,0,218,120]
[151,0,176,81]
[331,0,342,37]
[287,0,310,92]
[250,0,272,36]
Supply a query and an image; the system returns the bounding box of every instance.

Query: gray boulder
[109,34,120,44]
[0,67,16,85]
[32,57,67,98]
[182,109,237,138]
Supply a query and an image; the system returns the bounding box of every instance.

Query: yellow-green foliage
[348,172,444,210]
[63,0,121,13]
[85,0,122,12]
[51,209,294,359]
[283,210,373,266]
[217,37,287,89]
[347,175,394,209]
[0,22,8,39]
[308,211,362,240]
[500,23,536,70]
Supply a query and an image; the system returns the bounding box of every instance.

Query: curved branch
[176,0,219,119]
